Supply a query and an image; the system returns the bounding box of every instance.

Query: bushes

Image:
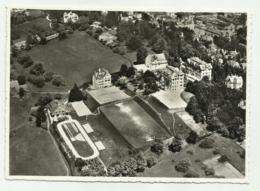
[175,159,191,173]
[184,170,200,178]
[151,142,163,155]
[17,54,34,68]
[30,62,45,75]
[218,155,229,163]
[146,157,157,168]
[43,71,54,82]
[52,74,65,86]
[199,138,215,149]
[107,156,147,177]
[186,131,198,144]
[168,139,182,153]
[28,76,45,88]
[204,167,215,176]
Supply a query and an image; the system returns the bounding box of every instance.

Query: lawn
[9,95,39,131]
[140,133,245,178]
[9,124,68,176]
[27,31,131,89]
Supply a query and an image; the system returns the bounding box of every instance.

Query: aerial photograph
[8,9,247,179]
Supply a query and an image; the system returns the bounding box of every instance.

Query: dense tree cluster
[75,158,106,176]
[185,79,245,142]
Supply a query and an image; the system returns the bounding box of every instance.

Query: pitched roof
[70,101,92,117]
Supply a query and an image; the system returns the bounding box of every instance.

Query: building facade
[145,53,168,71]
[92,68,112,89]
[225,75,243,89]
[63,11,79,23]
[182,57,212,82]
[163,65,184,91]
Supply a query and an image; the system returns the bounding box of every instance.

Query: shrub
[151,142,163,155]
[175,159,191,173]
[146,157,157,168]
[199,138,215,149]
[204,167,215,176]
[184,170,200,178]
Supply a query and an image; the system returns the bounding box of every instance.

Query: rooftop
[70,101,92,117]
[93,68,110,80]
[152,90,187,110]
[86,86,130,105]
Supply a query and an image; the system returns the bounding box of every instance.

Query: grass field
[9,124,68,176]
[140,133,245,178]
[27,31,130,88]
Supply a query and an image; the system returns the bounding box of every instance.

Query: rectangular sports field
[100,99,169,149]
[61,122,94,158]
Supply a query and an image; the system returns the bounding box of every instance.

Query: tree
[68,84,84,102]
[175,159,191,173]
[126,36,143,50]
[186,131,198,144]
[17,75,26,85]
[199,138,215,149]
[30,63,45,75]
[184,170,200,178]
[18,88,26,98]
[152,37,167,54]
[35,94,53,107]
[59,32,67,40]
[119,64,128,76]
[126,66,135,77]
[104,11,119,28]
[146,157,156,168]
[52,74,65,86]
[43,71,54,82]
[218,155,229,163]
[36,106,46,127]
[151,142,163,155]
[168,139,182,153]
[136,46,148,64]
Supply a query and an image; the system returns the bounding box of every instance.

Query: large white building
[163,65,184,91]
[225,75,243,90]
[145,53,168,71]
[182,57,212,82]
[92,68,112,89]
[63,11,79,23]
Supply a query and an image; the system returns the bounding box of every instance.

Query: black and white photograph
[7,8,248,181]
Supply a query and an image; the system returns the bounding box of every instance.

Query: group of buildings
[133,53,213,91]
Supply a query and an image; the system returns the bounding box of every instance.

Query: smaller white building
[92,68,112,89]
[225,75,243,90]
[145,53,168,71]
[63,11,79,23]
[90,21,102,29]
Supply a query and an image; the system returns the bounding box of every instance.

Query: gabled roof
[70,101,92,117]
